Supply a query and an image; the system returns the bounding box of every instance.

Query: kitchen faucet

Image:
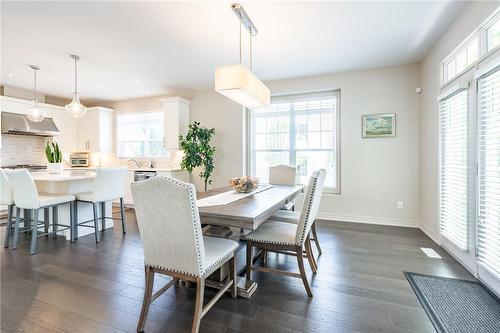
[128,159,140,168]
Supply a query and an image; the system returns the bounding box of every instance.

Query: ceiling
[1,1,465,102]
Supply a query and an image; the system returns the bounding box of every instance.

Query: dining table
[196,184,303,298]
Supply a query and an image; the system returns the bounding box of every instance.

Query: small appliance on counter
[69,151,90,167]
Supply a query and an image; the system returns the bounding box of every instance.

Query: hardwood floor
[1,210,472,333]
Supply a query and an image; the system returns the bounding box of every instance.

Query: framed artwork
[362,113,396,138]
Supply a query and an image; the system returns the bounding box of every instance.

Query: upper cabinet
[76,107,113,152]
[159,97,190,150]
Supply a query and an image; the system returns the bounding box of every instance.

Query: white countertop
[32,171,96,182]
[64,167,183,172]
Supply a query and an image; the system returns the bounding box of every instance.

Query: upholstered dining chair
[131,176,239,333]
[269,165,297,211]
[73,168,127,243]
[245,169,326,297]
[5,169,75,255]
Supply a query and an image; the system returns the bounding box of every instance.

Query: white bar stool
[2,169,16,248]
[6,169,76,255]
[73,168,127,243]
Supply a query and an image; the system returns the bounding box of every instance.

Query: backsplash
[1,134,48,166]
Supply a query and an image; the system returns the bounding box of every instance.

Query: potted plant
[45,141,63,174]
[179,121,216,191]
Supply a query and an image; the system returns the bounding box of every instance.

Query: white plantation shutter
[478,68,500,279]
[439,89,469,250]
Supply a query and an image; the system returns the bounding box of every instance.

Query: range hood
[1,112,59,137]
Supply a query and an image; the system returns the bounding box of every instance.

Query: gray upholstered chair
[245,169,326,297]
[269,164,297,211]
[131,176,238,333]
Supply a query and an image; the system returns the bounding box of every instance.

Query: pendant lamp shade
[65,54,87,118]
[27,65,45,122]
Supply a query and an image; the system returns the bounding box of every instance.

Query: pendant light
[215,3,270,108]
[65,54,87,118]
[26,65,46,122]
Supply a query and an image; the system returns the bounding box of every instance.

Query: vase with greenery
[45,141,63,174]
[179,121,216,191]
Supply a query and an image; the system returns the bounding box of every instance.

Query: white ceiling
[1,1,465,102]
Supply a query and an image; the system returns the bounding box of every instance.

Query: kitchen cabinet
[76,107,113,152]
[159,97,190,150]
[123,170,135,206]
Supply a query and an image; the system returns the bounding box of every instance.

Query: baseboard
[420,223,441,245]
[317,212,420,228]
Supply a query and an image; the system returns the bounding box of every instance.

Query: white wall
[419,1,498,242]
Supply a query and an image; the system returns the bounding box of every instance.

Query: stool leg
[120,197,127,234]
[23,209,30,232]
[93,203,100,243]
[30,209,39,255]
[100,202,106,231]
[74,201,79,241]
[44,207,50,237]
[12,208,21,250]
[3,205,14,248]
[69,202,75,243]
[52,206,58,239]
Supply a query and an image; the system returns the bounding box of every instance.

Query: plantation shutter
[439,89,469,250]
[477,68,500,279]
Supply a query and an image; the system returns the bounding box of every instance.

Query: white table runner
[197,185,273,207]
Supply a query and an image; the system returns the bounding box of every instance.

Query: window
[442,35,479,83]
[116,112,166,157]
[487,15,500,51]
[249,91,340,191]
[477,68,500,279]
[439,89,469,250]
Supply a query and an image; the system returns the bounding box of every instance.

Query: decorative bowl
[229,176,259,193]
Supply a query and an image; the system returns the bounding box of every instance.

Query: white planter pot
[47,163,63,174]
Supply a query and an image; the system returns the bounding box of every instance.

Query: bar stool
[6,169,76,255]
[2,169,16,248]
[73,168,127,243]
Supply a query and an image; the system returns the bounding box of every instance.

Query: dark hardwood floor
[1,210,472,333]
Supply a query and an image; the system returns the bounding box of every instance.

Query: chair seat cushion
[245,221,298,246]
[271,210,300,224]
[75,192,94,202]
[39,193,75,207]
[203,236,239,274]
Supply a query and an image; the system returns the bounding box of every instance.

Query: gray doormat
[404,272,500,333]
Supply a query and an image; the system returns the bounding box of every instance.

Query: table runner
[197,185,273,207]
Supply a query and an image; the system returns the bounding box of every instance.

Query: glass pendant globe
[26,101,45,122]
[65,93,87,118]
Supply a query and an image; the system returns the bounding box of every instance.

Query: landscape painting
[362,113,396,138]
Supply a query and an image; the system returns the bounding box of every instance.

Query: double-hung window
[248,91,340,191]
[116,112,166,158]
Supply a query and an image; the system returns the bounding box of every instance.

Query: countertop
[32,170,96,182]
[64,167,184,172]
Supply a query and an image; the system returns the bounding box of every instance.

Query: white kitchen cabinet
[76,107,113,152]
[158,97,190,150]
[157,170,190,182]
[123,170,135,206]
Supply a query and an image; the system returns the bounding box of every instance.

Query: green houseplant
[179,121,216,191]
[45,141,63,174]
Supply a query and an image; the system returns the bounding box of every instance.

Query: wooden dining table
[196,184,303,298]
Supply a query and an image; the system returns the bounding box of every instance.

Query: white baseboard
[317,212,420,228]
[420,223,441,245]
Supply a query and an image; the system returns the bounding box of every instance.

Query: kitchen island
[31,170,113,240]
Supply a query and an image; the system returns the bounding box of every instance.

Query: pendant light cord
[74,56,78,94]
[249,28,252,71]
[33,68,37,101]
[239,14,242,64]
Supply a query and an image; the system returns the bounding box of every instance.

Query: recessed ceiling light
[145,90,150,95]
[134,78,140,83]
[115,95,120,99]
[99,84,105,88]
[8,73,13,77]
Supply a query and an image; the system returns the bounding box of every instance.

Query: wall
[419,1,498,242]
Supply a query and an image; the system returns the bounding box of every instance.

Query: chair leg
[296,245,313,297]
[23,209,31,232]
[93,203,100,243]
[191,277,205,333]
[305,236,317,274]
[100,202,106,231]
[229,256,237,298]
[44,208,49,237]
[74,201,79,241]
[136,266,154,333]
[12,208,21,250]
[30,209,39,255]
[52,206,58,239]
[246,241,253,280]
[69,202,75,243]
[120,197,127,234]
[311,222,322,255]
[3,205,14,248]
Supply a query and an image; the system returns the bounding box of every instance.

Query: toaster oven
[69,152,90,167]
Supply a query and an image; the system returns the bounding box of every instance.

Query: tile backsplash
[1,134,48,166]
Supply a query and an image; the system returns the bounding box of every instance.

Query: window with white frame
[116,112,166,158]
[249,91,340,191]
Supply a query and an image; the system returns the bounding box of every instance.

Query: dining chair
[73,167,127,243]
[5,169,75,255]
[269,165,297,211]
[245,169,326,297]
[131,176,238,333]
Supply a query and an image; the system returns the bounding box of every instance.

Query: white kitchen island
[31,170,113,240]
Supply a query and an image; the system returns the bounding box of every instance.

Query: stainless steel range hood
[1,112,59,137]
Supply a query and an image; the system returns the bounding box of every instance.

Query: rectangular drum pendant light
[215,3,270,108]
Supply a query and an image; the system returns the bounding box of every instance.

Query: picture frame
[362,113,396,138]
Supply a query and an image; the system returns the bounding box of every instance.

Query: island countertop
[31,171,96,182]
